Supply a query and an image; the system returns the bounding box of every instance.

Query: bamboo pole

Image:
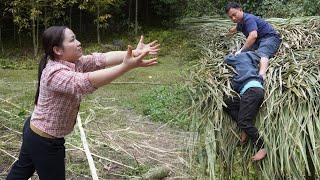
[77,114,99,180]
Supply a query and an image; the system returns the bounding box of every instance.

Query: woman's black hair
[34,26,67,105]
[225,2,242,13]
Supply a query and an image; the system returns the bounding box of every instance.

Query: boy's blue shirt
[224,51,264,93]
[237,13,278,39]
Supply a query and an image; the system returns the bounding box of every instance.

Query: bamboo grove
[184,16,320,179]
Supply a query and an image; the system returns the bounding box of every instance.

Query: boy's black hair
[225,2,242,13]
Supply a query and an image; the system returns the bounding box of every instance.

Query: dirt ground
[0,104,191,180]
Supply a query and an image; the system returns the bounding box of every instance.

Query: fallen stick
[66,142,136,170]
[141,166,171,180]
[1,124,22,135]
[0,148,17,160]
[110,81,166,85]
[77,114,99,180]
[92,126,136,160]
[0,97,31,113]
[0,81,168,85]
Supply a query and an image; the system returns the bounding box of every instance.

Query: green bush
[184,0,219,17]
[142,28,200,62]
[149,0,186,26]
[145,30,179,56]
[255,0,304,17]
[82,43,105,54]
[139,85,189,129]
[0,57,37,70]
[183,0,320,18]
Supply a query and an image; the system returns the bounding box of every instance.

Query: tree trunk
[145,0,149,25]
[79,9,82,33]
[32,17,37,57]
[18,33,21,48]
[69,6,72,29]
[13,24,16,41]
[31,0,38,57]
[0,27,3,53]
[36,15,39,55]
[128,0,132,30]
[97,3,100,44]
[44,6,47,29]
[135,0,138,35]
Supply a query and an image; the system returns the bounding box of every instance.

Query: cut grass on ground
[0,51,190,179]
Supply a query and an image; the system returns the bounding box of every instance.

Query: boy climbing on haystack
[223,2,281,161]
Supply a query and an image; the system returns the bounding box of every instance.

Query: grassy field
[0,30,191,179]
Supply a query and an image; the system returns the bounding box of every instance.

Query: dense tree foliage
[0,0,319,56]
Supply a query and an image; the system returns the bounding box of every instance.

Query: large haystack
[184,16,320,179]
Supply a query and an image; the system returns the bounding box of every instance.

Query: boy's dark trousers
[223,87,264,149]
[6,116,65,180]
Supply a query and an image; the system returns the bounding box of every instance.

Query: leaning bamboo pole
[77,114,99,180]
[183,16,320,179]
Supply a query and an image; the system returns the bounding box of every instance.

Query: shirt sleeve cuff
[83,72,97,94]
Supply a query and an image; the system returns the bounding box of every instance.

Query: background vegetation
[1,0,320,179]
[1,0,320,53]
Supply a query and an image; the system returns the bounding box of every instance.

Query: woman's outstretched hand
[123,45,158,70]
[133,35,160,56]
[88,45,157,88]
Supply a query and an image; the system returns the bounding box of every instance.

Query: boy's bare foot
[252,148,267,161]
[239,131,248,145]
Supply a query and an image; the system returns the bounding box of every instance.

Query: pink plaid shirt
[31,53,106,138]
